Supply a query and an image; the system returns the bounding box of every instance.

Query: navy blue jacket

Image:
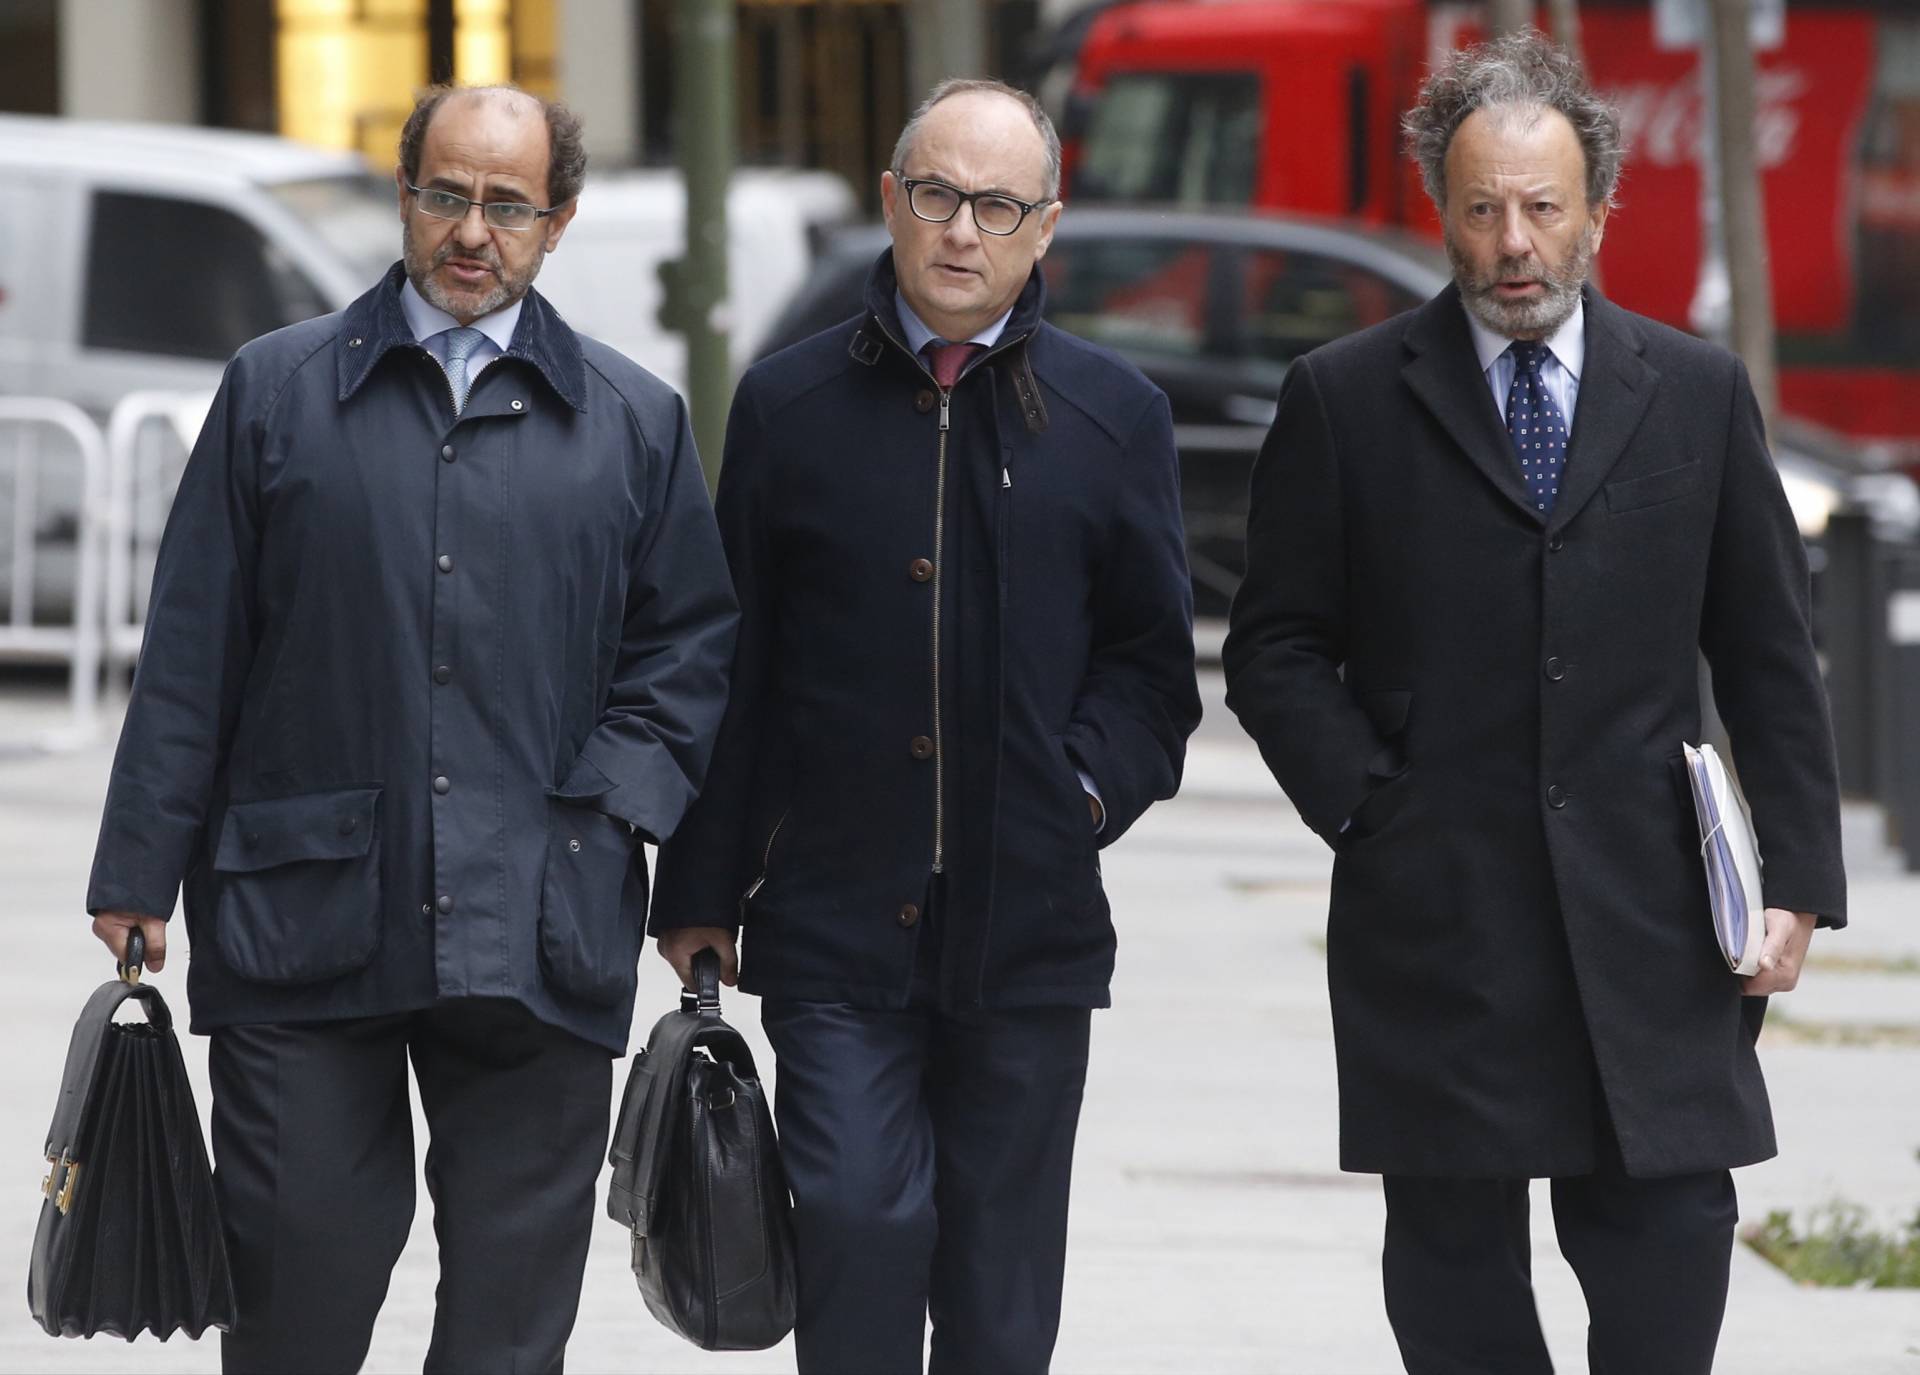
[652,254,1200,1009]
[87,265,738,1053]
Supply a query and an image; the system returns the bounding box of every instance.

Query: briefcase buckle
[41,1152,79,1215]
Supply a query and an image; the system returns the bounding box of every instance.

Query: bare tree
[1543,0,1585,67]
[1708,0,1779,427]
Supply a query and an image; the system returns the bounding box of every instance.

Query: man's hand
[1741,908,1816,996]
[656,926,739,989]
[91,911,169,974]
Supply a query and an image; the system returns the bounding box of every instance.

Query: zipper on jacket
[931,391,950,872]
[740,809,789,903]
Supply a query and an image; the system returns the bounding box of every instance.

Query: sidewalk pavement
[0,674,1916,1373]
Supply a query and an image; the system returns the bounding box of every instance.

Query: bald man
[653,79,1199,1373]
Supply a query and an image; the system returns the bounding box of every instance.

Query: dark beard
[1447,225,1594,340]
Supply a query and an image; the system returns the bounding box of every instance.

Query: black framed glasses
[406,183,561,232]
[898,176,1051,236]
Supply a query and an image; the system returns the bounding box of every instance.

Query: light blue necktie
[1504,340,1568,515]
[434,327,487,415]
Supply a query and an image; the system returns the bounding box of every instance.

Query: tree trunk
[1543,0,1584,66]
[1486,0,1536,37]
[1708,0,1779,429]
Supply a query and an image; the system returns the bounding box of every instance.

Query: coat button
[440,444,456,463]
[909,558,934,582]
[897,903,920,928]
[909,736,934,760]
[338,816,358,836]
[1545,656,1565,681]
[436,895,455,914]
[433,775,451,795]
[434,664,452,684]
[422,902,432,915]
[1548,533,1565,553]
[1547,784,1567,808]
[568,837,582,853]
[510,399,524,411]
[437,554,453,573]
[914,389,936,414]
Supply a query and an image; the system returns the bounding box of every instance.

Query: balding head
[399,83,588,208]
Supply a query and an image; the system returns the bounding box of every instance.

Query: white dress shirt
[400,277,523,377]
[1463,298,1585,432]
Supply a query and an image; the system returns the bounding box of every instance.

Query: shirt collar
[894,290,1014,355]
[400,275,524,355]
[1464,297,1586,380]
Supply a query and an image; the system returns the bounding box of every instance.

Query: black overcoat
[86,265,738,1053]
[652,255,1201,1009]
[1223,285,1846,1178]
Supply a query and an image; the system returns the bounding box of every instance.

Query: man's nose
[942,202,983,249]
[1497,206,1531,259]
[455,204,493,249]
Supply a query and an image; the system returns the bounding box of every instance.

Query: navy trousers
[209,998,612,1374]
[761,998,1093,1375]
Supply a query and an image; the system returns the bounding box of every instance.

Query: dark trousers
[1381,1144,1738,1375]
[208,998,613,1374]
[762,998,1093,1375]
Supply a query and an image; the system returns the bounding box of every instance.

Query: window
[1043,238,1223,360]
[83,191,328,361]
[1239,249,1422,366]
[1075,73,1261,207]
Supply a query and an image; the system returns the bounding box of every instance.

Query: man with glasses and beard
[85,85,736,1369]
[1224,32,1844,1374]
[651,79,1199,1373]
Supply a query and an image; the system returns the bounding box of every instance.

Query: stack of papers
[1682,743,1766,975]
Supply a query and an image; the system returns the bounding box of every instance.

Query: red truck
[1063,0,1920,456]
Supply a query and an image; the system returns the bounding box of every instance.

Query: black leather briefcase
[607,949,795,1351]
[28,931,236,1340]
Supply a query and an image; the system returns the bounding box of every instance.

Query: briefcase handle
[679,947,723,1017]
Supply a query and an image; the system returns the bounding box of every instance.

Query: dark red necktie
[922,340,984,390]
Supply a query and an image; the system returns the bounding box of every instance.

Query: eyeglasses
[897,177,1051,236]
[407,183,561,232]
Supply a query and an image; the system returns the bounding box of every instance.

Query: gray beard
[402,216,540,321]
[1447,225,1594,340]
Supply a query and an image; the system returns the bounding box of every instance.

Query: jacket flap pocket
[549,754,617,803]
[1356,688,1412,737]
[215,787,381,873]
[1605,462,1701,513]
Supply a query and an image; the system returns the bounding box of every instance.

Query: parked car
[758,206,1914,622]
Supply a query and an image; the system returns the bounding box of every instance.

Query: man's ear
[394,165,411,221]
[543,196,580,253]
[1032,200,1063,260]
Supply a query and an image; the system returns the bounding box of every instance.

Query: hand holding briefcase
[607,947,796,1351]
[28,930,236,1341]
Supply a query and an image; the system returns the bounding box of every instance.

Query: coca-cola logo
[1608,68,1809,170]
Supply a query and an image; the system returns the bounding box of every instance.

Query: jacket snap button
[433,775,451,795]
[338,816,357,836]
[914,390,936,414]
[1547,784,1567,808]
[434,664,452,684]
[422,902,432,915]
[1545,656,1565,681]
[568,837,582,853]
[437,554,454,573]
[436,895,455,914]
[440,445,456,463]
[510,399,524,411]
[909,558,933,582]
[897,903,920,928]
[1548,533,1565,552]
[347,337,362,348]
[909,736,934,760]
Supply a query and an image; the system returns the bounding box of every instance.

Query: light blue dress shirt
[400,277,523,376]
[1463,299,1585,432]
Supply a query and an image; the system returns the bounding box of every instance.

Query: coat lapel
[1550,287,1659,531]
[1401,286,1544,525]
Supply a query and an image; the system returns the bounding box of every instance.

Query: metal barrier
[0,398,107,749]
[102,392,210,670]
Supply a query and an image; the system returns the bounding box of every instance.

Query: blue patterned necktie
[1504,340,1568,515]
[434,327,487,415]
